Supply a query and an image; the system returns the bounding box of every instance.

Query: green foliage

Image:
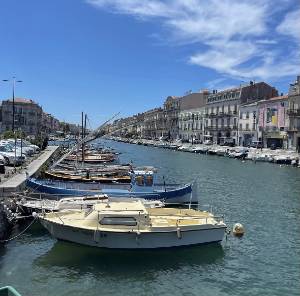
[60,122,70,134]
[1,130,25,139]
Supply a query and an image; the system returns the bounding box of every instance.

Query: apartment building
[1,98,43,136]
[164,96,180,140]
[205,82,278,145]
[287,76,300,150]
[141,108,165,139]
[178,91,209,142]
[238,102,259,146]
[258,95,289,148]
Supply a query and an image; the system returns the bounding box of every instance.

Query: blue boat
[26,178,195,204]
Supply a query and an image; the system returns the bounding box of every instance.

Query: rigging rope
[0,216,38,243]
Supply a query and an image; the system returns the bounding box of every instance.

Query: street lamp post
[2,77,23,133]
[2,77,23,171]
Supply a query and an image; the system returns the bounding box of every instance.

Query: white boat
[39,199,226,249]
[177,144,192,152]
[215,147,228,156]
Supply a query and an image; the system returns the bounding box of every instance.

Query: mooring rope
[0,216,38,243]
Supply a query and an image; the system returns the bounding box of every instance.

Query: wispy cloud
[87,0,300,81]
[276,8,300,41]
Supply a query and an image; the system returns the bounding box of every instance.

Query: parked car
[17,139,40,153]
[0,145,25,166]
[4,139,35,156]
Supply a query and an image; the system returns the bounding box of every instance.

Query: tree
[1,130,25,139]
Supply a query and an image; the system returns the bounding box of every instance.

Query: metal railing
[287,109,300,116]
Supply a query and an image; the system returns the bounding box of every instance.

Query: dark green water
[1,140,300,296]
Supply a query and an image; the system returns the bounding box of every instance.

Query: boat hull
[40,219,226,249]
[26,178,195,204]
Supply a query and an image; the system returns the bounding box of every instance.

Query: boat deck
[41,207,222,232]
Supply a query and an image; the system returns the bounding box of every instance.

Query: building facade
[205,82,278,145]
[238,102,259,146]
[258,95,289,148]
[0,98,43,136]
[164,96,180,140]
[42,113,60,134]
[0,98,79,138]
[142,108,165,139]
[287,76,300,150]
[178,91,209,142]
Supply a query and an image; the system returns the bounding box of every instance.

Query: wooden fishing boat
[43,165,155,184]
[26,178,195,204]
[55,163,133,172]
[64,154,116,163]
[39,199,226,249]
[43,170,132,183]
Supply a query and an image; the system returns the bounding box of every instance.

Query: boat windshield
[100,216,137,226]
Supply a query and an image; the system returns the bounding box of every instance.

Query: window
[246,123,249,130]
[100,216,137,226]
[246,112,249,119]
[239,123,242,130]
[240,112,243,119]
[234,105,237,114]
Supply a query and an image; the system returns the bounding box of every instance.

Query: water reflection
[35,240,225,279]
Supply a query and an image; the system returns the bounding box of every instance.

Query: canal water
[1,140,299,296]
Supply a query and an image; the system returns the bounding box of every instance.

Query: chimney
[250,81,254,86]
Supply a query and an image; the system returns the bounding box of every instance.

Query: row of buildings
[106,76,300,150]
[0,98,79,137]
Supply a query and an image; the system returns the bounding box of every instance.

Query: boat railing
[175,214,225,225]
[14,192,108,203]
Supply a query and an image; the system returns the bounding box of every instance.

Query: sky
[0,0,299,127]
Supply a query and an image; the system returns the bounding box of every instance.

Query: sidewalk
[0,146,59,198]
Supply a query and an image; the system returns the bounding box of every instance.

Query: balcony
[205,112,216,118]
[287,109,300,117]
[288,127,300,132]
[205,111,233,118]
[206,125,218,131]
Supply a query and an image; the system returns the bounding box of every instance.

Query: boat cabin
[86,200,151,230]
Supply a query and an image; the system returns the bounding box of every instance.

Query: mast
[50,112,121,170]
[81,112,84,164]
[84,114,87,138]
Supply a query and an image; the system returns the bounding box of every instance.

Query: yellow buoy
[233,223,245,237]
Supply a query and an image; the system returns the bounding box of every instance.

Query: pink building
[258,95,289,148]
